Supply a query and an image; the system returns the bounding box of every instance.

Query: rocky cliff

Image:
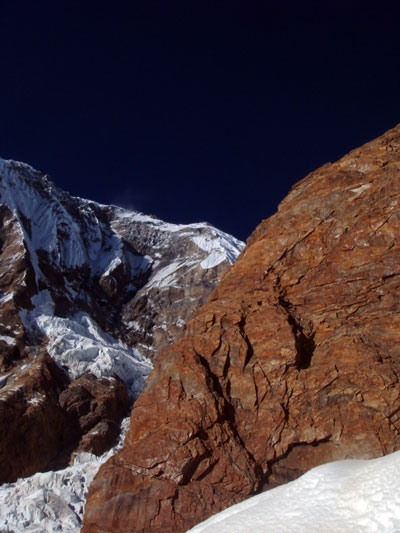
[0,158,243,484]
[83,124,400,532]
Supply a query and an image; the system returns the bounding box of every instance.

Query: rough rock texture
[83,124,400,532]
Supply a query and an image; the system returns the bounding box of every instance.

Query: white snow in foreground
[0,419,130,533]
[188,451,400,533]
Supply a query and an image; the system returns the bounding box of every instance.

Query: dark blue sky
[1,1,399,241]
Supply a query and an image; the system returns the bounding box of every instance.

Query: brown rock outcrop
[0,353,70,482]
[59,372,130,459]
[0,353,129,483]
[83,124,400,532]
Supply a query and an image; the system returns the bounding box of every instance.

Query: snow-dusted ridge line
[111,205,245,270]
[0,157,153,285]
[0,156,37,173]
[0,158,243,281]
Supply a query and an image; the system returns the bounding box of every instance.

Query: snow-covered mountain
[0,158,243,372]
[0,156,244,489]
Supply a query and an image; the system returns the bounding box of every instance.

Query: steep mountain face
[83,124,400,532]
[0,158,244,483]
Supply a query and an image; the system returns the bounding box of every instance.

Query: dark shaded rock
[0,354,70,482]
[0,354,130,482]
[60,372,130,458]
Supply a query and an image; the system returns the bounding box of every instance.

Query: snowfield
[189,451,400,533]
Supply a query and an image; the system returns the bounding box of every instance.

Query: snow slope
[0,158,124,275]
[189,451,400,533]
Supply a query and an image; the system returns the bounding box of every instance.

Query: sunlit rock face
[0,158,244,483]
[83,124,400,532]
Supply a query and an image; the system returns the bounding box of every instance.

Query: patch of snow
[147,259,196,289]
[27,393,45,406]
[101,255,122,278]
[64,279,78,299]
[111,207,198,233]
[31,310,151,399]
[189,451,400,533]
[125,320,141,331]
[112,206,158,224]
[125,251,152,277]
[0,292,14,304]
[152,220,214,234]
[0,373,13,389]
[199,251,227,269]
[31,290,55,315]
[0,335,15,345]
[20,290,153,399]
